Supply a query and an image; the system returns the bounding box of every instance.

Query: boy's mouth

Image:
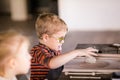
[58,45,62,50]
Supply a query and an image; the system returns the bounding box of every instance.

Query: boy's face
[46,30,67,51]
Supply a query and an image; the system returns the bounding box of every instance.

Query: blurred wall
[58,0,120,31]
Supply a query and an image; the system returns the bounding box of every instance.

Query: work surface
[64,54,120,73]
[64,44,120,73]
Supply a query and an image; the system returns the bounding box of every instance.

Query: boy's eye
[58,37,65,43]
[51,35,65,43]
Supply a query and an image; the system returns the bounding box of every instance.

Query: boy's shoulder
[31,43,49,51]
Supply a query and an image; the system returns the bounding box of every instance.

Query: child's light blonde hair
[0,30,29,76]
[35,13,68,39]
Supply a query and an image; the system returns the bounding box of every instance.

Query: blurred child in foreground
[0,30,31,80]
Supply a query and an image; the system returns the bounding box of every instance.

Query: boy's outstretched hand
[75,47,98,57]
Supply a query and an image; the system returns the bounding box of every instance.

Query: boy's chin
[58,46,62,51]
[53,46,62,51]
[54,48,62,51]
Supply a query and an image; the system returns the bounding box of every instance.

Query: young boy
[0,30,31,80]
[30,13,98,80]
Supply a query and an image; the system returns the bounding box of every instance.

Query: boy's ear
[42,34,49,41]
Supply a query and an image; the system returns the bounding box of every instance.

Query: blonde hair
[35,13,68,39]
[0,30,29,76]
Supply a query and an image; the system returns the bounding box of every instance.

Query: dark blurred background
[0,0,58,16]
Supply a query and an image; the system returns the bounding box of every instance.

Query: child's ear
[8,58,16,69]
[42,34,49,41]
